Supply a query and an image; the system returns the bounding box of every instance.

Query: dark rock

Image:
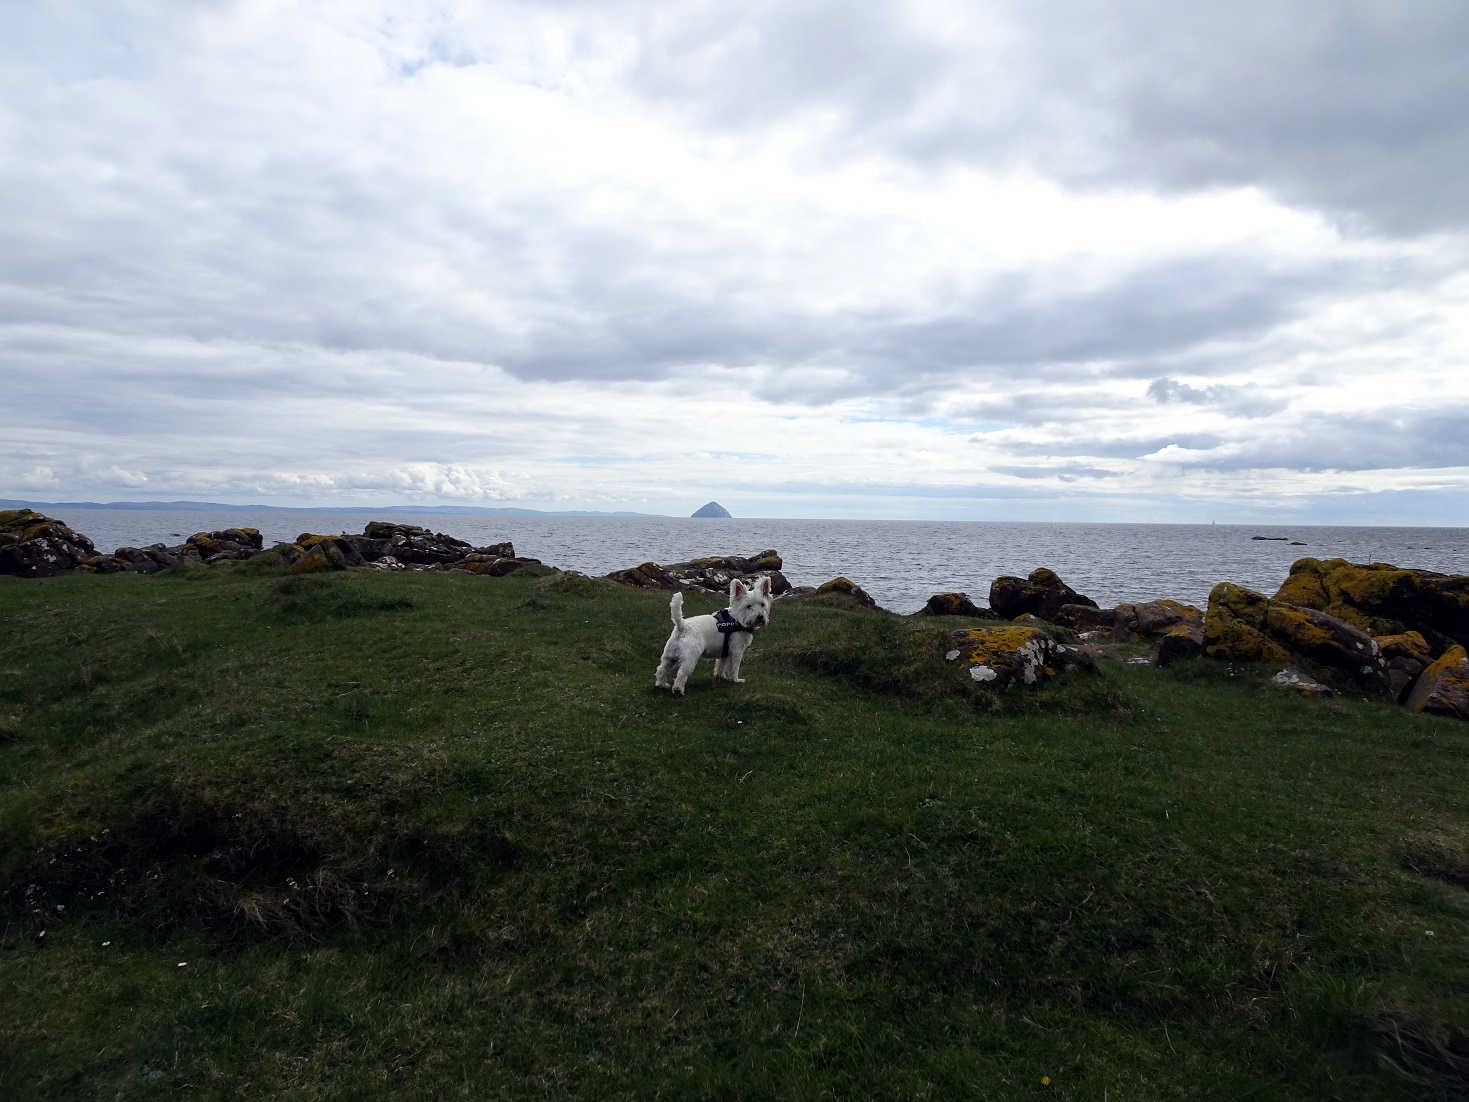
[292,534,366,567]
[1156,620,1205,666]
[1273,557,1469,655]
[914,592,990,618]
[0,509,98,578]
[606,561,680,589]
[287,540,348,575]
[78,554,133,574]
[357,522,475,566]
[814,577,875,606]
[607,550,788,596]
[187,528,263,562]
[1406,645,1469,720]
[453,554,543,577]
[112,545,177,573]
[1053,602,1114,632]
[1203,582,1389,693]
[989,567,1098,622]
[1113,599,1203,643]
[1252,536,1289,541]
[1376,631,1433,703]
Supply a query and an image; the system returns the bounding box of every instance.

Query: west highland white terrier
[654,576,773,696]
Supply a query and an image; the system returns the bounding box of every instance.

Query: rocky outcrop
[944,625,1094,689]
[606,550,789,596]
[285,539,351,575]
[989,568,1099,622]
[814,577,876,607]
[1376,631,1433,703]
[1053,603,1114,632]
[111,545,178,573]
[186,528,263,562]
[1156,619,1206,667]
[1203,582,1389,694]
[1405,645,1469,720]
[0,509,98,578]
[356,522,512,567]
[914,592,990,618]
[1273,558,1469,655]
[270,527,531,576]
[606,562,679,589]
[1110,599,1207,666]
[452,552,544,577]
[1113,599,1204,643]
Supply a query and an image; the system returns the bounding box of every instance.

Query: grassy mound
[1,568,1467,1100]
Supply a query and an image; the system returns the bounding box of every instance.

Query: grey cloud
[1147,377,1285,418]
[1153,407,1469,472]
[624,1,1469,237]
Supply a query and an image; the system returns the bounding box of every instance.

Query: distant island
[0,498,664,519]
[691,501,732,518]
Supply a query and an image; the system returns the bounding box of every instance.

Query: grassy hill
[2,564,1466,1100]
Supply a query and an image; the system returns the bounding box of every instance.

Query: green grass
[2,566,1467,1100]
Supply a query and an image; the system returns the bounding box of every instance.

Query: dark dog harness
[713,609,754,658]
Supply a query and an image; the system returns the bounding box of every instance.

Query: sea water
[40,507,1469,614]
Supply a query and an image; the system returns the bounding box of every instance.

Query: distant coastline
[0,498,666,519]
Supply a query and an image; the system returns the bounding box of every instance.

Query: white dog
[655,576,773,695]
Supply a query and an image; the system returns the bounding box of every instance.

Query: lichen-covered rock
[1114,599,1204,643]
[1053,602,1114,632]
[1405,645,1469,720]
[1376,631,1433,703]
[1204,582,1389,693]
[814,577,876,606]
[453,553,544,577]
[989,567,1098,622]
[1273,557,1469,655]
[0,509,98,578]
[1156,620,1205,667]
[287,540,348,575]
[606,561,680,589]
[186,528,263,562]
[78,554,133,574]
[291,534,366,567]
[914,592,990,618]
[944,625,1092,688]
[112,545,177,573]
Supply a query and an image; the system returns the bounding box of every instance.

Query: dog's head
[730,575,773,630]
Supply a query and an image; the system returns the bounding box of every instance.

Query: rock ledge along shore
[4,509,1467,717]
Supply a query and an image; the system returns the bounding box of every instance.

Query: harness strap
[713,608,752,658]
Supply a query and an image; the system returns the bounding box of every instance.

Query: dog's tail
[669,589,685,629]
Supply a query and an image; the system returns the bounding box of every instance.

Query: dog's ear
[757,575,771,595]
[732,579,747,599]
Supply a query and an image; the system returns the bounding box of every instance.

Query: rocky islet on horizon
[3,507,1466,720]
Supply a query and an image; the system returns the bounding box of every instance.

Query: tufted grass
[1,566,1467,1100]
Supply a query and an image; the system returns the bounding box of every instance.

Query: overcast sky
[4,1,1468,522]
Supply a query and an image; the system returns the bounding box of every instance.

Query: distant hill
[0,499,664,519]
[691,501,732,518]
